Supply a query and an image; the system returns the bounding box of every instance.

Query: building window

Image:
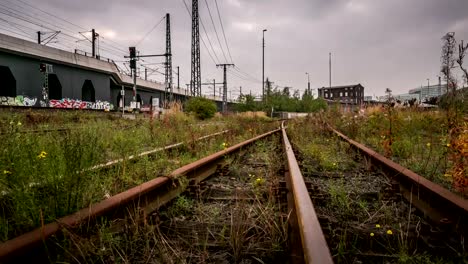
[345,92,348,96]
[340,92,343,97]
[330,93,333,98]
[325,93,328,98]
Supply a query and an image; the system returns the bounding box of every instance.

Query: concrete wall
[0,51,110,101]
[0,33,228,109]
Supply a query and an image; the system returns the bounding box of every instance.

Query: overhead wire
[214,0,233,63]
[0,0,128,59]
[203,0,227,63]
[134,15,165,47]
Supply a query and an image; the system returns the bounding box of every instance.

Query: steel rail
[329,126,468,236]
[281,122,333,264]
[88,129,229,170]
[0,128,280,262]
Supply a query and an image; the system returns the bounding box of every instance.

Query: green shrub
[184,97,217,120]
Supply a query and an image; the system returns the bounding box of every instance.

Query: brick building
[317,84,364,105]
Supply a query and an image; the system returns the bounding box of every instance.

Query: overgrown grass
[52,133,288,263]
[0,110,277,242]
[288,116,466,263]
[328,108,467,196]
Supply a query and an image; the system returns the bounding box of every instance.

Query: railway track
[0,119,466,263]
[289,118,467,263]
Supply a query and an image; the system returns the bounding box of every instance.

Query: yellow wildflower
[375,224,381,228]
[37,151,47,159]
[426,143,431,147]
[446,143,451,147]
[3,170,11,175]
[386,230,393,235]
[221,142,228,149]
[17,122,22,126]
[370,233,375,237]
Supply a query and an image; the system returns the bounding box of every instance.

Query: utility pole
[191,0,201,96]
[37,31,41,44]
[240,86,242,96]
[216,63,234,113]
[145,68,147,80]
[128,47,137,105]
[306,72,310,94]
[125,48,170,109]
[213,79,216,97]
[92,29,97,58]
[329,52,332,89]
[177,66,180,90]
[165,13,173,104]
[262,29,267,101]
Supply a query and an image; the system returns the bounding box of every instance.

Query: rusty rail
[0,128,280,262]
[88,129,229,170]
[329,126,468,236]
[281,122,333,264]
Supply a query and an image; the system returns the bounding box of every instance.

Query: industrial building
[317,84,365,105]
[408,84,447,101]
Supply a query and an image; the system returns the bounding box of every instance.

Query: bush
[184,97,217,120]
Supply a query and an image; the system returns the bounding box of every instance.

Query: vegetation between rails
[54,135,288,263]
[0,109,277,242]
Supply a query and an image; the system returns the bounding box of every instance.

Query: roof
[318,84,363,90]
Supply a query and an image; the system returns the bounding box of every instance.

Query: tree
[234,94,258,112]
[184,97,217,120]
[441,32,457,93]
[457,40,468,85]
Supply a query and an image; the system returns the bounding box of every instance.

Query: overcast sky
[1,0,468,98]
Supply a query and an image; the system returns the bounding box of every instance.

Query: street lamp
[262,29,267,101]
[305,72,310,94]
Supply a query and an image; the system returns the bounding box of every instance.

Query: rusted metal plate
[0,128,280,262]
[282,123,334,264]
[330,126,468,235]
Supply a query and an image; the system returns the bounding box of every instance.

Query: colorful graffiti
[48,99,113,110]
[0,96,38,107]
[0,96,114,110]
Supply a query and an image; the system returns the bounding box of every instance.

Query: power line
[200,17,220,63]
[14,0,87,30]
[203,0,227,62]
[214,0,233,63]
[233,66,261,82]
[0,1,128,57]
[0,25,34,40]
[134,15,165,47]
